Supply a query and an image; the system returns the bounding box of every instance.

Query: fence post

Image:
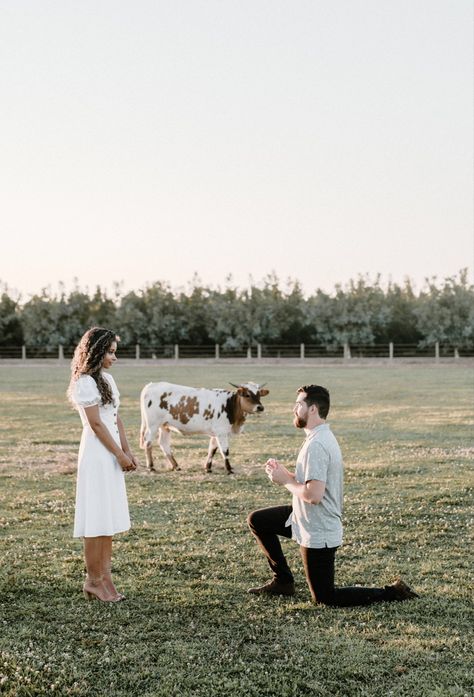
[435,342,439,362]
[174,344,179,361]
[247,347,252,360]
[22,345,26,360]
[300,343,305,360]
[135,344,140,360]
[58,344,64,361]
[343,342,351,360]
[454,347,459,360]
[215,344,220,360]
[389,342,394,360]
[257,343,262,360]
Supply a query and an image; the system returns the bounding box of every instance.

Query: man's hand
[265,458,293,486]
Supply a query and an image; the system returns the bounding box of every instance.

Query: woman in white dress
[68,327,138,602]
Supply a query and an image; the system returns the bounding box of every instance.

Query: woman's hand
[124,450,139,470]
[117,452,135,472]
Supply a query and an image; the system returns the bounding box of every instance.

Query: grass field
[0,363,473,697]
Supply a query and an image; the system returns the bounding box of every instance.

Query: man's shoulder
[311,425,342,460]
[301,437,330,465]
[308,424,337,445]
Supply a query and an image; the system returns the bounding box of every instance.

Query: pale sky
[1,0,473,300]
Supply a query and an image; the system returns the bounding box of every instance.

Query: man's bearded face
[293,395,308,429]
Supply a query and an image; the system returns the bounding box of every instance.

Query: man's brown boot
[385,578,419,600]
[247,578,295,596]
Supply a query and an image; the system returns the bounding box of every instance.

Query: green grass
[0,363,473,697]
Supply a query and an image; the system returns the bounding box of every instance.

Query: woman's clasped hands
[118,451,138,472]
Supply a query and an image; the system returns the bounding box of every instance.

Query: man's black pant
[247,505,398,606]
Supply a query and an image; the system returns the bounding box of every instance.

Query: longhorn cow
[139,381,269,474]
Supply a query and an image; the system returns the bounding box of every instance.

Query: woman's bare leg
[83,536,114,601]
[101,537,123,599]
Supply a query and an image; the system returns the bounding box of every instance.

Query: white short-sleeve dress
[71,372,131,538]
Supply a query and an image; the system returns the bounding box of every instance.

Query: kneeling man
[247,384,418,606]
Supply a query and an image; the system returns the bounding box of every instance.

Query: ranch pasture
[0,362,472,697]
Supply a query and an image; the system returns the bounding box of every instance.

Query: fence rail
[0,342,472,360]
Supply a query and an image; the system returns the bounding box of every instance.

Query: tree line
[0,271,473,350]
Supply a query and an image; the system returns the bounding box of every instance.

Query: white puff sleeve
[71,375,101,408]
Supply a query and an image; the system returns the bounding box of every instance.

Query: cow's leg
[216,435,233,474]
[145,442,155,471]
[140,413,157,472]
[158,427,180,471]
[205,437,218,473]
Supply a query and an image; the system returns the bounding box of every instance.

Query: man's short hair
[297,385,330,419]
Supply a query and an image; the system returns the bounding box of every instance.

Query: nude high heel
[83,576,116,602]
[82,586,125,602]
[104,566,126,601]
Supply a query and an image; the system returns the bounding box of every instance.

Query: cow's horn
[259,382,267,388]
[229,382,241,388]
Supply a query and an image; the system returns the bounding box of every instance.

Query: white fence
[0,342,470,360]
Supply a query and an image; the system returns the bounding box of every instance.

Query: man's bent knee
[247,508,270,535]
[247,509,259,532]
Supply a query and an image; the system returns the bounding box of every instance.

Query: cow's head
[230,382,269,414]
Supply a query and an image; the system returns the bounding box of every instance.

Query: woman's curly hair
[67,327,119,406]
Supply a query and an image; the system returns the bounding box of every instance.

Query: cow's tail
[139,417,147,450]
[139,385,152,450]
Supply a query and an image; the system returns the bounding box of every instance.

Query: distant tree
[116,290,151,345]
[304,290,335,346]
[278,279,307,343]
[0,291,23,346]
[414,270,474,348]
[176,277,213,344]
[305,276,390,347]
[117,282,181,347]
[20,285,118,348]
[235,276,284,347]
[378,279,421,344]
[21,290,60,348]
[245,275,306,345]
[145,282,182,345]
[203,274,306,349]
[59,289,92,346]
[87,287,117,330]
[206,283,247,350]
